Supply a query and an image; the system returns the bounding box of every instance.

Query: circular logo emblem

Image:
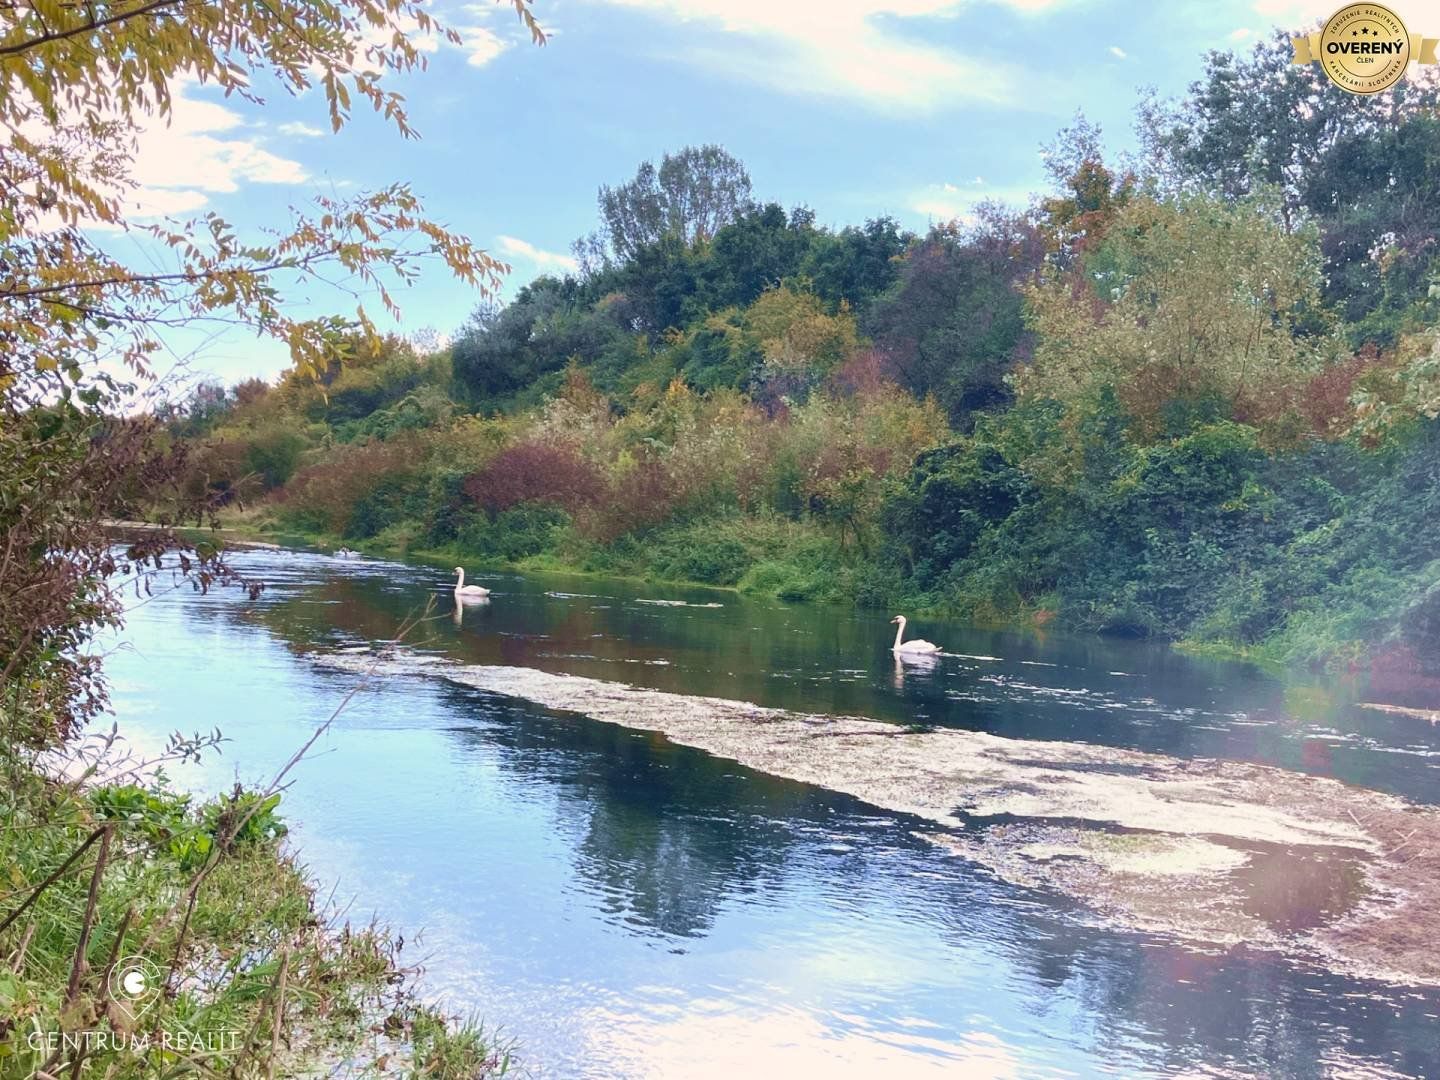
[1319,4,1411,93]
[108,955,162,1017]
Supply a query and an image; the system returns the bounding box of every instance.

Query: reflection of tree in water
[435,685,1440,1076]
[169,570,1440,1075]
[438,684,849,939]
[234,565,1440,802]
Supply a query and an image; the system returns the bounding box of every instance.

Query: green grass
[0,724,513,1078]
[216,505,874,605]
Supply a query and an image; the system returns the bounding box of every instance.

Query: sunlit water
[104,550,1440,1078]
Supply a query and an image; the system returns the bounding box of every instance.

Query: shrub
[462,441,605,514]
[279,436,424,535]
[455,503,573,562]
[244,421,309,490]
[652,534,752,585]
[346,472,429,539]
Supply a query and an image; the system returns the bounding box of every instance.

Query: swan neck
[455,569,464,590]
[893,617,905,650]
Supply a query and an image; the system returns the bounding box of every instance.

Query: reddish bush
[1300,347,1388,438]
[462,441,605,514]
[280,437,421,533]
[826,349,900,399]
[590,456,677,540]
[1370,643,1440,697]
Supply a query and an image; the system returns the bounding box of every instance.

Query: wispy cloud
[591,0,1071,111]
[454,2,535,65]
[1109,45,1127,59]
[120,83,306,220]
[278,121,326,137]
[909,179,1035,223]
[911,181,970,221]
[460,25,509,66]
[497,235,579,272]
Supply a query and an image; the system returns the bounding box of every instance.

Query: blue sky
[108,0,1417,385]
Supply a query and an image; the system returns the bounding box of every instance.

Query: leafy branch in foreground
[1,0,547,731]
[1,0,542,385]
[0,0,546,1074]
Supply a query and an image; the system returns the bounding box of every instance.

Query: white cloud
[909,179,1034,223]
[1109,45,1126,59]
[461,25,510,66]
[591,0,1070,111]
[62,80,308,227]
[1230,27,1253,41]
[359,10,440,54]
[278,121,327,137]
[496,234,579,272]
[127,85,307,203]
[912,195,975,223]
[125,188,211,218]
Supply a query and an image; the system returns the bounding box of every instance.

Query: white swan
[453,567,491,600]
[891,615,941,655]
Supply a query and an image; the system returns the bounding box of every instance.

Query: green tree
[586,144,754,266]
[1020,193,1332,445]
[864,208,1043,423]
[802,215,913,311]
[1139,34,1440,344]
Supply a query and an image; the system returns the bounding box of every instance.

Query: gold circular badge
[1319,3,1411,93]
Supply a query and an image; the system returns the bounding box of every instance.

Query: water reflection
[106,549,1440,1078]
[452,598,489,627]
[891,651,940,690]
[230,550,1440,803]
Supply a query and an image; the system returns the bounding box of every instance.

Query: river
[103,548,1440,1078]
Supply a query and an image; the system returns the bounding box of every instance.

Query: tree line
[177,35,1440,674]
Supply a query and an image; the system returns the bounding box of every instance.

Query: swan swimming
[890,615,941,655]
[453,567,491,600]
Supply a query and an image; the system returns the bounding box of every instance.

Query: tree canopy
[582,144,754,268]
[1,0,544,735]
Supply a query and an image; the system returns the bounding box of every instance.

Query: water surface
[106,550,1440,1078]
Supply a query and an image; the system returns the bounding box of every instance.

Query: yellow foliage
[1019,193,1334,442]
[0,0,544,397]
[745,286,859,376]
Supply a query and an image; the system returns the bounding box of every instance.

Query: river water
[104,549,1440,1078]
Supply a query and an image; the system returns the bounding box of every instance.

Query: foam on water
[315,649,1440,987]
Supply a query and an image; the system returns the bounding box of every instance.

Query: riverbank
[213,506,1091,634]
[211,509,899,618]
[205,510,1363,678]
[0,712,513,1077]
[318,646,1440,989]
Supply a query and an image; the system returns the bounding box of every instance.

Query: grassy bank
[0,715,512,1078]
[218,501,905,609]
[168,95,1440,679]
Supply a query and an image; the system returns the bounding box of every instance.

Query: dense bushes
[171,79,1440,670]
[463,441,605,514]
[243,421,308,489]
